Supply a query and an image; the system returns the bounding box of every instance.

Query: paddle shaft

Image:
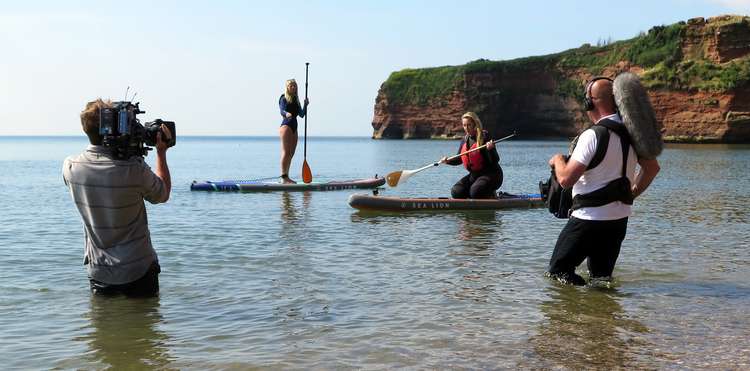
[400,133,516,176]
[444,132,516,162]
[386,132,517,187]
[304,62,309,158]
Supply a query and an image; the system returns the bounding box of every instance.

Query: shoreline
[370,134,749,144]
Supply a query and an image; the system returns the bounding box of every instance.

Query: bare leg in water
[279,125,298,184]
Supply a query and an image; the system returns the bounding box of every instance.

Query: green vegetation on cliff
[381,66,463,106]
[644,56,750,91]
[382,55,557,105]
[382,16,750,106]
[558,22,684,72]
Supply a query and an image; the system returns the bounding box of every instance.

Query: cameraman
[63,99,172,297]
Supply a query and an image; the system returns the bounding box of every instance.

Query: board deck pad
[191,177,385,192]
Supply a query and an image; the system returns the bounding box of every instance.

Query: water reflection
[444,213,507,303]
[275,191,320,327]
[525,285,649,369]
[280,191,312,229]
[455,212,501,249]
[684,193,749,225]
[84,295,173,369]
[281,191,312,221]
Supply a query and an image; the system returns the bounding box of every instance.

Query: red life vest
[461,139,485,172]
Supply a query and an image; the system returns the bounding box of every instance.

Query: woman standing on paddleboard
[278,79,309,184]
[440,112,503,199]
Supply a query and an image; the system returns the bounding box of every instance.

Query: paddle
[301,62,313,183]
[385,132,516,187]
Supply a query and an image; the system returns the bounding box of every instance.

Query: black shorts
[548,217,628,279]
[89,262,161,297]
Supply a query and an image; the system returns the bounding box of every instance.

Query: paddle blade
[302,160,313,183]
[385,171,402,187]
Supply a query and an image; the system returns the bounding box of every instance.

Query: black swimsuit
[279,95,305,133]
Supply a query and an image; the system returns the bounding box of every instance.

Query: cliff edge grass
[381,15,750,106]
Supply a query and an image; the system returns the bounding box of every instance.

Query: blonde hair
[461,111,483,146]
[284,79,298,104]
[80,98,112,144]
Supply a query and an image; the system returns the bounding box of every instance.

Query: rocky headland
[371,15,750,143]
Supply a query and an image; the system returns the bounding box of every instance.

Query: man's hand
[154,124,172,202]
[285,112,292,118]
[549,154,585,189]
[632,158,660,198]
[548,153,565,168]
[156,124,172,153]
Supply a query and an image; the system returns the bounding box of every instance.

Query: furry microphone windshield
[614,72,663,159]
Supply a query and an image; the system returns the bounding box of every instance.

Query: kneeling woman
[441,112,503,199]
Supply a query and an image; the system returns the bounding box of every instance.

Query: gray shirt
[63,145,168,284]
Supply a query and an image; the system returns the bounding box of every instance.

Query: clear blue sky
[1,0,748,136]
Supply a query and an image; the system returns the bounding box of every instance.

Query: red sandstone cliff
[372,15,750,143]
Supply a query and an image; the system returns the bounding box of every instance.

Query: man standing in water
[63,99,172,297]
[546,77,661,285]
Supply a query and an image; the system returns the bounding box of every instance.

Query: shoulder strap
[570,119,635,211]
[597,119,631,142]
[586,119,633,171]
[587,125,610,170]
[597,119,632,176]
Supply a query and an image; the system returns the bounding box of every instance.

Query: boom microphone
[613,72,663,159]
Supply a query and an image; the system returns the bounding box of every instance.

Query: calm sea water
[1,136,749,369]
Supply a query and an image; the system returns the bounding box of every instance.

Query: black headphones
[583,76,613,111]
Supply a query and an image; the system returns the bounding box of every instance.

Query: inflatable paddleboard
[191,177,385,192]
[348,192,544,211]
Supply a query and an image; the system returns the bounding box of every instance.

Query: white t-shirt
[569,114,637,220]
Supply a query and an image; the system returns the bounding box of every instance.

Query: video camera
[99,101,176,159]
